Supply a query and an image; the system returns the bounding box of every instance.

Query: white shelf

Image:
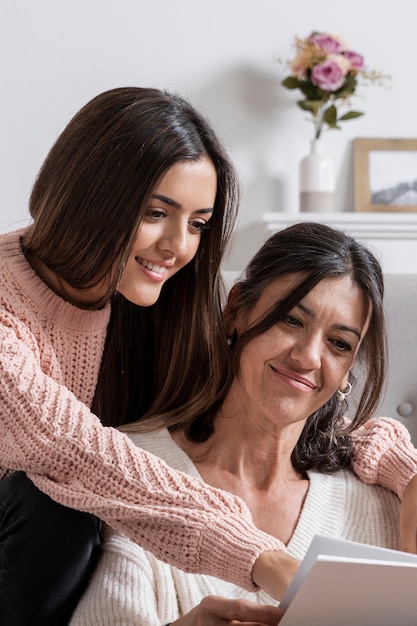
[262,212,417,240]
[262,212,417,274]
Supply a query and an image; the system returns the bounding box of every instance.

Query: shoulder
[331,469,400,549]
[288,469,400,560]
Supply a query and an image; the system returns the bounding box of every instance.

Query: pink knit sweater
[0,228,416,590]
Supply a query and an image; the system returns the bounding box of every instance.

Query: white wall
[1,0,416,269]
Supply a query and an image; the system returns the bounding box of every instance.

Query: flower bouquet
[282,31,388,139]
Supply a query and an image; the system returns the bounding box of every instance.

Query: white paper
[279,535,417,626]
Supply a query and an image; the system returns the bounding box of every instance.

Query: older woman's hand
[400,474,417,553]
[169,595,284,626]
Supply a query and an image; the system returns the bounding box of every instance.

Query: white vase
[299,138,335,213]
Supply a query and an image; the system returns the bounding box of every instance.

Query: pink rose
[311,60,346,91]
[309,33,344,53]
[344,50,365,70]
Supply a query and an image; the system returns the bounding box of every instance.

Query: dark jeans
[0,472,102,626]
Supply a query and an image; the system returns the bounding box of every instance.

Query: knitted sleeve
[0,323,283,591]
[351,416,417,498]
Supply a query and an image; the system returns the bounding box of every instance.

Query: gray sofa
[380,274,417,444]
[224,271,417,445]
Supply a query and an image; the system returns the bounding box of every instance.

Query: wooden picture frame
[354,138,417,213]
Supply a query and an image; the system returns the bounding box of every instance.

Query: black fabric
[0,472,102,626]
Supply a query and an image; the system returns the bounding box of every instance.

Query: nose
[159,219,189,258]
[290,335,322,370]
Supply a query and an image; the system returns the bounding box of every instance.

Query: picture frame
[354,138,417,213]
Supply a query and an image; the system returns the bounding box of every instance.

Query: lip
[136,257,174,282]
[270,365,319,392]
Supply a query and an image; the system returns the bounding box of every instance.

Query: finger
[399,475,417,554]
[400,525,417,553]
[275,605,286,624]
[199,596,281,625]
[400,510,417,553]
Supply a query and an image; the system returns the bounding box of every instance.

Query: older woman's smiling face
[230,274,371,432]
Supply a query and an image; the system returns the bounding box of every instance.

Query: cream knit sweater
[0,228,415,590]
[70,429,401,626]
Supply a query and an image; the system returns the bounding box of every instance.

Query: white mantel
[262,212,417,274]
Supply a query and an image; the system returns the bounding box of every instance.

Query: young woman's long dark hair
[23,87,239,429]
[177,221,386,474]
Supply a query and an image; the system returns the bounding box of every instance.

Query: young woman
[69,222,413,625]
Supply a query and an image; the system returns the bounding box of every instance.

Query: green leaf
[297,100,323,116]
[339,111,364,120]
[334,74,357,97]
[324,105,337,125]
[334,87,356,99]
[299,83,325,101]
[282,76,302,89]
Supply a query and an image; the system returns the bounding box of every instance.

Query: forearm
[1,356,284,591]
[30,455,284,592]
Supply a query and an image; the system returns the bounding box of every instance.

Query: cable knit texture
[350,417,417,498]
[1,228,416,590]
[0,228,283,591]
[69,429,401,626]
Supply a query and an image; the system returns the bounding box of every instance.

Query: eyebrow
[296,302,362,339]
[151,193,214,214]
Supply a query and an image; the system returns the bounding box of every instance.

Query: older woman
[70,222,414,625]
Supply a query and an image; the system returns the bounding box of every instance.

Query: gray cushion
[380,274,417,443]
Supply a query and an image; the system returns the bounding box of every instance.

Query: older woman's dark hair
[22,87,239,429]
[184,222,386,474]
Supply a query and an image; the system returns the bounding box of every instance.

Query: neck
[179,415,300,485]
[174,421,308,544]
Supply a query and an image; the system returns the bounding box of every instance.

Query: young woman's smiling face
[117,157,217,307]
[230,274,371,433]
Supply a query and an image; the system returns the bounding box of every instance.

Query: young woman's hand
[400,474,417,553]
[251,550,300,601]
[169,595,284,625]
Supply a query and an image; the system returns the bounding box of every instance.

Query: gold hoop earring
[337,381,352,402]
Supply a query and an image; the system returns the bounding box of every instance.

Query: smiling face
[227,274,371,434]
[117,156,217,306]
